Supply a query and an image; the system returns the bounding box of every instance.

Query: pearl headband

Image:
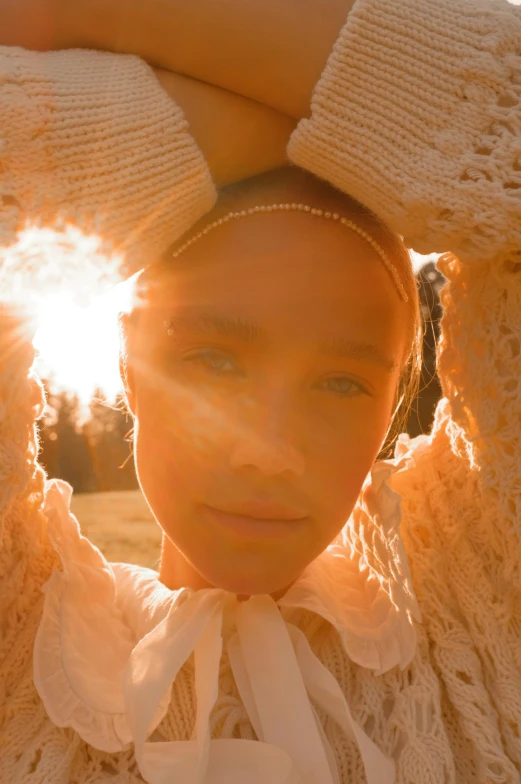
[172,203,408,303]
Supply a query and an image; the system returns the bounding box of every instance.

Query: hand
[153,69,296,187]
[0,0,355,119]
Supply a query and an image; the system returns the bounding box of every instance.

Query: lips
[210,500,307,521]
[202,505,307,541]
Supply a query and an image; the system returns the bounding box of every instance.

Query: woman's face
[125,210,409,596]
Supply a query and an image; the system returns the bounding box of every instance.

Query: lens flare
[33,285,129,404]
[0,223,134,404]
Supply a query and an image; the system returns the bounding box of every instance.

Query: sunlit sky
[30,243,433,404]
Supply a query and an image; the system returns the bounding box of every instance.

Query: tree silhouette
[38,388,97,492]
[38,383,137,492]
[85,390,137,492]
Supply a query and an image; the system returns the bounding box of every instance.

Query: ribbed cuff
[0,47,216,276]
[288,0,521,263]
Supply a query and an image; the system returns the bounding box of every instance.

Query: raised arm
[4,0,519,265]
[288,0,521,265]
[0,45,215,278]
[0,0,355,119]
[0,45,295,281]
[153,69,296,190]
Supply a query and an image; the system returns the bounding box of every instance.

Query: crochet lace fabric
[393,252,521,784]
[288,0,521,263]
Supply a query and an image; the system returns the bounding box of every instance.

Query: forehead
[139,211,408,361]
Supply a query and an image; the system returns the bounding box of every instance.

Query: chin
[200,560,298,599]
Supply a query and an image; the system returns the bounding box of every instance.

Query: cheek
[307,392,396,534]
[132,374,235,493]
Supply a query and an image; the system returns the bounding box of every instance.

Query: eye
[183,349,239,376]
[318,376,368,397]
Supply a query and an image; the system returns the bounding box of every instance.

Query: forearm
[0,46,215,277]
[1,0,355,119]
[289,0,521,264]
[154,70,296,186]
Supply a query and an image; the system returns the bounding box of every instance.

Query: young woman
[1,0,520,781]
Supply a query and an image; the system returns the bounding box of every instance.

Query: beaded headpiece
[172,203,408,303]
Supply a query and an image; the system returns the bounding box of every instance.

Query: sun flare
[33,286,128,405]
[0,222,134,406]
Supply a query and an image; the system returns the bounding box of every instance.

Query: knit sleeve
[0,46,217,276]
[288,0,521,265]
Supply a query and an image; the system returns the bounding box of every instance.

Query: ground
[70,489,162,570]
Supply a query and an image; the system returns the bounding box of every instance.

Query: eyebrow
[167,312,263,342]
[166,311,398,372]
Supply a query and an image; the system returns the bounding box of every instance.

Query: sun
[0,222,134,406]
[33,285,128,405]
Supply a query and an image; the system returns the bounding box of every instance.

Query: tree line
[38,386,138,493]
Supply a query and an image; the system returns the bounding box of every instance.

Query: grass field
[70,489,162,570]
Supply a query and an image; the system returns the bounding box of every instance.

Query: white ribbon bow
[123,589,395,784]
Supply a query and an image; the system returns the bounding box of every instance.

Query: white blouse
[33,454,422,784]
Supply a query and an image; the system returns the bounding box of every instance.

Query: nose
[229,396,306,479]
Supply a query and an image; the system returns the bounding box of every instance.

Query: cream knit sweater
[1,0,521,781]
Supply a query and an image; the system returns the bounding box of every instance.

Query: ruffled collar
[33,458,420,784]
